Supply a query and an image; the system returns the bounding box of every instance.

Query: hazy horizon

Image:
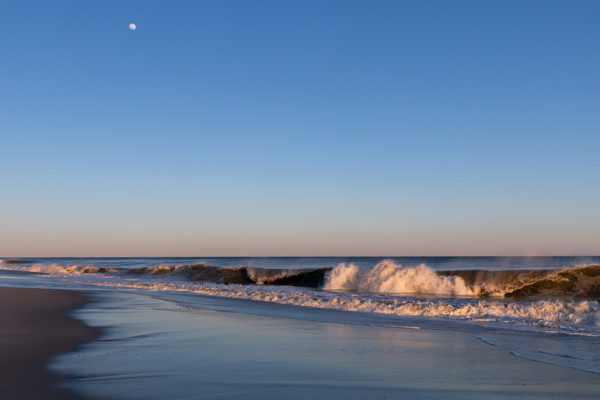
[3,253,600,258]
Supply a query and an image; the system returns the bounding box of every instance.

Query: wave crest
[442,265,600,299]
[0,261,328,288]
[2,259,599,300]
[324,261,472,296]
[0,262,113,274]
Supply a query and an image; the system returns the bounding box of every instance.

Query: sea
[1,256,599,399]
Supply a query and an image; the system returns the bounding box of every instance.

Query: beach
[1,258,600,399]
[3,1,599,398]
[0,287,99,400]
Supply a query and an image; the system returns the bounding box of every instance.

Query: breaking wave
[324,261,472,296]
[0,261,328,288]
[1,259,599,300]
[2,259,599,336]
[444,264,600,299]
[325,261,600,300]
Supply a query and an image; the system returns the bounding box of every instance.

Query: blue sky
[1,1,599,256]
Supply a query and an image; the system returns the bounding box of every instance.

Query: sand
[0,287,99,400]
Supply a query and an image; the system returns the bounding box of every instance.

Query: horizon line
[3,255,600,259]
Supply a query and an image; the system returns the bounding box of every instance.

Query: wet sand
[0,287,99,400]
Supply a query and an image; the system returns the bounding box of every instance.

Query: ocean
[1,256,599,398]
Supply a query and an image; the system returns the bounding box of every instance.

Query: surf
[2,259,599,300]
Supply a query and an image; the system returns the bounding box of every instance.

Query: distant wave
[128,264,330,287]
[2,259,599,300]
[0,259,32,265]
[0,261,329,288]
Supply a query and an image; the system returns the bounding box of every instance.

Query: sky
[1,0,599,257]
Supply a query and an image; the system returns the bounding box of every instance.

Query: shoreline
[54,289,600,399]
[0,287,100,400]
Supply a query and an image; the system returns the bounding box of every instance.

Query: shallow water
[52,290,600,399]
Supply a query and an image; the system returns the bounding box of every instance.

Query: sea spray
[2,259,599,300]
[2,258,600,335]
[325,261,472,296]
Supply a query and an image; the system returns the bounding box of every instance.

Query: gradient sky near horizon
[1,0,599,257]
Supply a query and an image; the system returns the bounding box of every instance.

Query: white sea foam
[246,267,309,284]
[4,260,599,300]
[0,262,71,273]
[2,259,599,335]
[324,261,472,296]
[0,262,109,274]
[54,273,600,336]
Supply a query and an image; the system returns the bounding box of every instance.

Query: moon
[129,23,136,31]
